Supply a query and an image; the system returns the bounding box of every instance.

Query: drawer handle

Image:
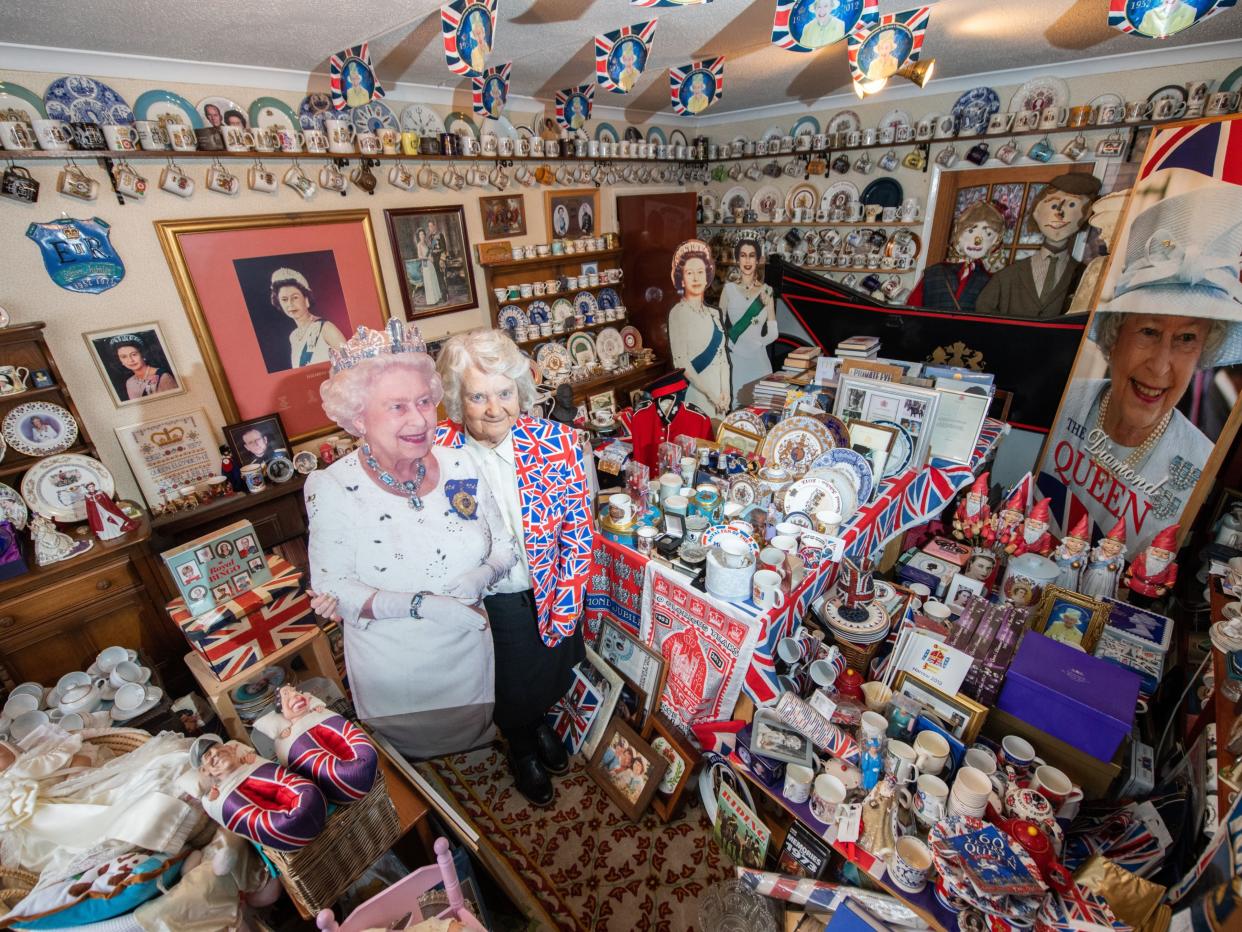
[0,616,13,629]
[96,579,113,591]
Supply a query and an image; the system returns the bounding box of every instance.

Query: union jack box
[166,555,317,680]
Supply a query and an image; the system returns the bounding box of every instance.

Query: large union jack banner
[846,6,931,89]
[442,0,497,78]
[1108,0,1235,39]
[555,84,594,130]
[631,0,709,7]
[471,62,511,118]
[596,20,659,94]
[772,0,874,53]
[546,668,602,754]
[669,57,725,116]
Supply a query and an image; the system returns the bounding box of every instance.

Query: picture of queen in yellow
[685,74,713,115]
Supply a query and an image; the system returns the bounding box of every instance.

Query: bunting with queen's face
[442,0,497,78]
[555,84,595,131]
[669,58,724,117]
[845,6,930,89]
[1108,0,1236,40]
[772,0,874,54]
[596,20,659,94]
[328,44,385,112]
[472,62,511,119]
[630,0,709,6]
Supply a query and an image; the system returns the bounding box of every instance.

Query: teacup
[96,645,130,674]
[33,118,74,150]
[1001,734,1040,772]
[913,730,950,774]
[884,836,932,893]
[903,773,949,826]
[57,682,102,715]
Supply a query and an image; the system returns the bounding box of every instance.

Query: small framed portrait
[945,572,985,613]
[84,322,185,408]
[224,414,290,470]
[847,419,898,484]
[231,572,252,592]
[247,556,266,573]
[615,673,649,733]
[545,188,600,240]
[893,672,987,744]
[716,422,763,457]
[384,206,478,320]
[1035,585,1109,653]
[642,711,700,822]
[479,194,527,241]
[587,718,668,821]
[194,546,213,564]
[597,619,667,721]
[750,708,814,767]
[579,646,624,759]
[580,261,599,277]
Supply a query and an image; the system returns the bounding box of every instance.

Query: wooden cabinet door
[617,193,697,365]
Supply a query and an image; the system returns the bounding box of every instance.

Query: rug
[417,746,732,931]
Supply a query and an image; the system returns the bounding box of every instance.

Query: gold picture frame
[892,671,988,744]
[716,422,763,457]
[1033,585,1109,654]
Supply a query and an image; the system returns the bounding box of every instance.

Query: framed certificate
[928,387,990,465]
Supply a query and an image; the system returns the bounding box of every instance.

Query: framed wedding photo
[84,322,185,408]
[479,194,527,240]
[384,205,478,320]
[545,188,600,240]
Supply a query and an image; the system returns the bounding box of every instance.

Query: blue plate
[574,291,599,317]
[498,305,528,330]
[133,89,203,128]
[810,447,873,504]
[861,177,903,208]
[792,115,820,138]
[298,93,334,131]
[873,418,913,478]
[951,86,1000,134]
[527,301,551,324]
[597,287,620,310]
[646,125,668,146]
[351,100,398,134]
[594,121,619,143]
[45,75,134,125]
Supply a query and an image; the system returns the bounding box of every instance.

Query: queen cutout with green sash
[669,239,732,418]
[722,236,778,405]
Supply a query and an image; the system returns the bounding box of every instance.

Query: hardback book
[776,820,831,879]
[714,783,771,869]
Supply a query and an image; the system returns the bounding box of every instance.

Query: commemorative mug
[283,164,316,199]
[325,119,356,153]
[1067,104,1094,127]
[909,773,949,826]
[987,111,1015,134]
[934,114,957,138]
[69,121,106,150]
[1038,106,1068,129]
[277,128,306,153]
[1,166,39,203]
[1001,734,1041,773]
[498,136,514,157]
[160,164,195,197]
[881,837,932,894]
[351,161,377,192]
[319,163,347,192]
[221,126,254,152]
[915,118,935,140]
[102,124,137,150]
[378,128,400,154]
[167,124,197,151]
[783,764,815,805]
[1061,133,1088,160]
[1207,91,1240,115]
[966,141,990,165]
[1027,136,1054,162]
[1152,97,1186,121]
[57,165,98,200]
[132,120,168,150]
[996,137,1021,164]
[878,149,899,171]
[902,147,926,170]
[853,152,873,174]
[913,730,950,774]
[401,131,420,155]
[247,165,277,193]
[357,132,381,155]
[1097,131,1126,156]
[878,126,895,145]
[935,144,958,168]
[0,366,30,394]
[0,120,35,150]
[252,127,278,152]
[304,130,329,154]
[1030,764,1075,809]
[417,165,440,189]
[113,162,147,198]
[205,163,239,195]
[1013,110,1041,132]
[1124,100,1151,122]
[862,128,877,145]
[810,773,846,824]
[33,118,73,150]
[1097,102,1125,124]
[1185,80,1211,105]
[389,163,416,191]
[900,198,921,221]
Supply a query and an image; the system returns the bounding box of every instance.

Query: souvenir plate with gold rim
[566,331,597,366]
[21,453,114,523]
[762,415,833,478]
[786,182,819,216]
[3,401,77,457]
[723,408,767,437]
[780,473,841,517]
[0,484,27,531]
[535,342,571,379]
[595,327,625,367]
[727,473,759,506]
[620,325,642,351]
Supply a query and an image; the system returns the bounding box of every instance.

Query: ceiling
[3,0,1241,117]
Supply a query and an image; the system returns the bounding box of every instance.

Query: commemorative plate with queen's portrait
[21,453,114,523]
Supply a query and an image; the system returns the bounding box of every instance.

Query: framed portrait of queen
[84,322,185,408]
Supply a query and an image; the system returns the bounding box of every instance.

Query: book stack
[753,371,813,407]
[782,345,822,370]
[835,335,880,359]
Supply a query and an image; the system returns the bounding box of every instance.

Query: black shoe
[535,723,571,776]
[509,753,555,808]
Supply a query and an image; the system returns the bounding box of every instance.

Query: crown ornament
[329,318,427,374]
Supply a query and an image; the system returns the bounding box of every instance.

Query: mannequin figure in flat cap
[976,173,1103,318]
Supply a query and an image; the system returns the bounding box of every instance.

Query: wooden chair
[315,837,487,931]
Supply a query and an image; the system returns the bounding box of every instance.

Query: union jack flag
[1138,116,1242,184]
[595,20,658,94]
[286,715,378,804]
[1036,880,1127,930]
[772,0,873,53]
[220,762,326,851]
[555,84,594,130]
[471,62,511,118]
[1108,0,1234,39]
[845,6,930,90]
[546,668,601,754]
[441,0,497,78]
[668,58,725,116]
[327,44,385,112]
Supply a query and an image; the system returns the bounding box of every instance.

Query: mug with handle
[1152,97,1186,121]
[0,366,30,395]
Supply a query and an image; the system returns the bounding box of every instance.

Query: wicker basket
[262,769,400,916]
[835,637,881,673]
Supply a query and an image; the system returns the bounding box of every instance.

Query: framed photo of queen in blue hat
[1038,114,1242,559]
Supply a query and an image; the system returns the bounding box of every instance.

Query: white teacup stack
[947,765,992,818]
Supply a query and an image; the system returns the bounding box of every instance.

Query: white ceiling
[3,0,1241,117]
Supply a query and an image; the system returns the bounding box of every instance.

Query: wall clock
[401,104,445,137]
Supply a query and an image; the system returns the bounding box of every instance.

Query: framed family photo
[83,322,184,408]
[892,672,987,744]
[384,206,477,320]
[479,194,527,240]
[545,188,600,240]
[223,414,290,469]
[1035,585,1109,653]
[586,718,668,821]
[155,210,391,442]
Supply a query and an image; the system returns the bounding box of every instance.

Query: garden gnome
[1051,514,1090,592]
[1125,523,1179,604]
[1080,518,1128,601]
[952,471,991,544]
[984,480,1027,552]
[1012,498,1055,558]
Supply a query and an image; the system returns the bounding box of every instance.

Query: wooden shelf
[698,221,918,228]
[150,474,306,532]
[0,443,95,479]
[7,148,687,165]
[512,317,628,348]
[496,282,619,306]
[481,246,622,273]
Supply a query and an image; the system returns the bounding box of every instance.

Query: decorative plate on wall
[445,111,478,139]
[0,484,28,530]
[0,82,47,123]
[248,97,299,132]
[1009,76,1070,113]
[351,100,398,133]
[21,453,114,523]
[3,401,78,457]
[595,327,625,367]
[196,95,247,127]
[298,93,334,130]
[134,89,202,128]
[45,76,134,125]
[566,331,598,367]
[597,287,621,310]
[873,418,913,478]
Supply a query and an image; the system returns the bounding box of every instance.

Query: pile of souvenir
[229,664,288,727]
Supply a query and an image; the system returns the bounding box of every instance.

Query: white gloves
[369,590,488,632]
[441,562,505,603]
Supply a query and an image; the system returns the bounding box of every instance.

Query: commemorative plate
[620,325,642,351]
[821,180,859,214]
[647,126,668,146]
[810,447,873,504]
[566,331,598,367]
[826,109,861,135]
[727,474,759,506]
[298,93,334,131]
[721,186,751,218]
[21,453,114,523]
[594,121,619,143]
[445,111,478,140]
[762,415,834,478]
[351,100,398,134]
[703,523,760,560]
[527,300,551,324]
[723,408,767,438]
[791,115,821,139]
[196,95,247,127]
[595,327,625,367]
[1009,75,1069,113]
[873,418,913,478]
[498,304,528,329]
[45,75,134,125]
[597,287,621,310]
[535,342,571,378]
[574,291,599,317]
[751,185,784,221]
[951,87,1001,134]
[781,474,841,517]
[786,183,819,216]
[0,81,47,123]
[817,413,850,448]
[0,484,27,531]
[3,401,77,457]
[551,298,575,322]
[134,89,202,128]
[400,104,445,137]
[248,97,299,132]
[878,108,912,133]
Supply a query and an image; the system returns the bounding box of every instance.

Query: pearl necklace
[362,444,426,510]
[1095,387,1172,470]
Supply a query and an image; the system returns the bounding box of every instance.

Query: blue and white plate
[873,418,913,479]
[791,115,820,139]
[574,291,599,317]
[594,121,619,144]
[298,93,334,131]
[498,305,528,330]
[646,125,668,146]
[597,287,620,310]
[133,89,202,128]
[249,97,299,132]
[527,300,551,324]
[351,100,398,134]
[44,75,134,125]
[810,447,873,504]
[951,87,1000,134]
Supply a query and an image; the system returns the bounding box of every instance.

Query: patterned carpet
[417,746,732,931]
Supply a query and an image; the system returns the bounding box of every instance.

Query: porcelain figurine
[860,735,883,792]
[1051,514,1090,593]
[31,514,92,566]
[84,482,139,541]
[1080,518,1127,601]
[858,777,898,857]
[189,735,326,851]
[1010,498,1054,558]
[1124,523,1179,604]
[952,471,991,544]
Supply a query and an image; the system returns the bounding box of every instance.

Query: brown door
[617,192,697,365]
[926,163,1096,271]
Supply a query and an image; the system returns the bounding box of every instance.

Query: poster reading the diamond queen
[1036,114,1242,557]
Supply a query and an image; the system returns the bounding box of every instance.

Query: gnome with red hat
[1081,518,1127,601]
[984,479,1028,551]
[1052,514,1090,592]
[1125,523,1179,604]
[1010,497,1055,558]
[952,471,992,544]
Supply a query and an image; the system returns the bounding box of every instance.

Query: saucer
[109,687,163,722]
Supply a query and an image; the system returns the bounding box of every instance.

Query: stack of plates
[927,816,1047,924]
[229,665,287,725]
[819,598,889,645]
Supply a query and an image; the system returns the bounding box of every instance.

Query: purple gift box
[997,632,1139,763]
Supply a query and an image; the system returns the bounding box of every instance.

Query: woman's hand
[442,565,498,603]
[308,590,342,622]
[422,594,490,632]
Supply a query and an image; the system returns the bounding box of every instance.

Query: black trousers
[484,589,584,759]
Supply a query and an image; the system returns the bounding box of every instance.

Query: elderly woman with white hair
[305,319,518,759]
[436,328,594,808]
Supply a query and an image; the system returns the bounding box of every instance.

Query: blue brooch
[445,478,479,520]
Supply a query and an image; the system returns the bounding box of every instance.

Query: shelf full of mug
[0,147,695,165]
[511,316,623,349]
[493,282,619,307]
[696,221,918,229]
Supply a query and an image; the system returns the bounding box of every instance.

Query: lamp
[853,77,889,98]
[895,57,935,88]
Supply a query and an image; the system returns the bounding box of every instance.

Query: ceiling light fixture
[853,77,888,98]
[895,57,935,88]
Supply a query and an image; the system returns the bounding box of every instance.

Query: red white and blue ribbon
[441,0,497,78]
[328,44,385,111]
[669,57,725,116]
[845,6,930,89]
[772,0,875,53]
[555,84,595,129]
[596,20,659,94]
[471,62,511,118]
[1109,0,1236,39]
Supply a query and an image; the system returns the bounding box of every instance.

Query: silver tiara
[329,318,427,374]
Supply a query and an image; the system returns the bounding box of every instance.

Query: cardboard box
[982,707,1124,800]
[997,632,1139,763]
[161,520,272,617]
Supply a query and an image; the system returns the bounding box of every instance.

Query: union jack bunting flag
[845,6,930,89]
[1036,880,1127,930]
[772,0,875,54]
[546,668,602,754]
[555,84,595,130]
[328,44,385,111]
[596,20,658,94]
[668,57,725,116]
[471,62,511,118]
[442,0,497,78]
[1108,0,1235,39]
[631,0,709,6]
